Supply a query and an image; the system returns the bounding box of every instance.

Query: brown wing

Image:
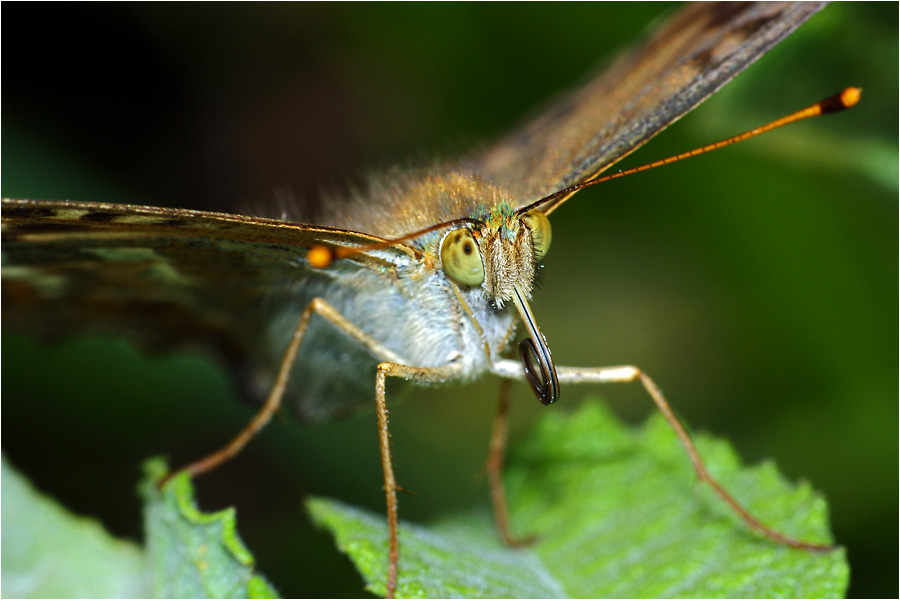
[477,2,827,206]
[1,198,414,404]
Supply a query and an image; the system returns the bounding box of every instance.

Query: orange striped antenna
[523,87,861,216]
[306,216,483,268]
[309,88,861,268]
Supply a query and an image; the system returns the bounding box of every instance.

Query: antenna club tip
[841,87,862,108]
[819,87,862,115]
[307,245,334,268]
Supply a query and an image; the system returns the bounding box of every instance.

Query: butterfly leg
[161,298,314,483]
[264,301,464,594]
[166,296,406,480]
[489,360,833,552]
[374,359,462,599]
[485,378,534,547]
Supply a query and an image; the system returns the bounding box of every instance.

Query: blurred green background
[2,3,896,598]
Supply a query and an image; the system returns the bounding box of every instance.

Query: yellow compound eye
[440,228,485,287]
[522,209,552,261]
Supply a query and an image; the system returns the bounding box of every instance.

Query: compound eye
[522,209,552,261]
[440,228,485,287]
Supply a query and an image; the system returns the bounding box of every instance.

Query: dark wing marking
[477,2,827,207]
[2,198,414,405]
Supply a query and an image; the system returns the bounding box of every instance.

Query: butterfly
[3,2,868,597]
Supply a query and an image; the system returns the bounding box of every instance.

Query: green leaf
[3,455,277,599]
[309,401,849,598]
[1,454,146,598]
[140,458,279,598]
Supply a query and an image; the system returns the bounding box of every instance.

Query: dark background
[3,3,896,598]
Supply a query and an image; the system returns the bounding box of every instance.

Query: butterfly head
[439,204,558,404]
[439,206,550,307]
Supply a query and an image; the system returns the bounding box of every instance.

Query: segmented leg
[375,360,461,598]
[486,378,534,547]
[166,297,403,480]
[488,360,834,552]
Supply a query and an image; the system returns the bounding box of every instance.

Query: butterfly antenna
[307,217,483,268]
[308,88,860,268]
[519,87,861,216]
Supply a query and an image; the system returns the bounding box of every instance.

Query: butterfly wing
[477,2,827,206]
[2,198,416,415]
[2,3,829,419]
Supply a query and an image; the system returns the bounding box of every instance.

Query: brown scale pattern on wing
[2,198,413,408]
[476,2,827,206]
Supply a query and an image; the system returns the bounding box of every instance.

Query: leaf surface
[141,458,279,598]
[1,455,145,598]
[309,402,849,598]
